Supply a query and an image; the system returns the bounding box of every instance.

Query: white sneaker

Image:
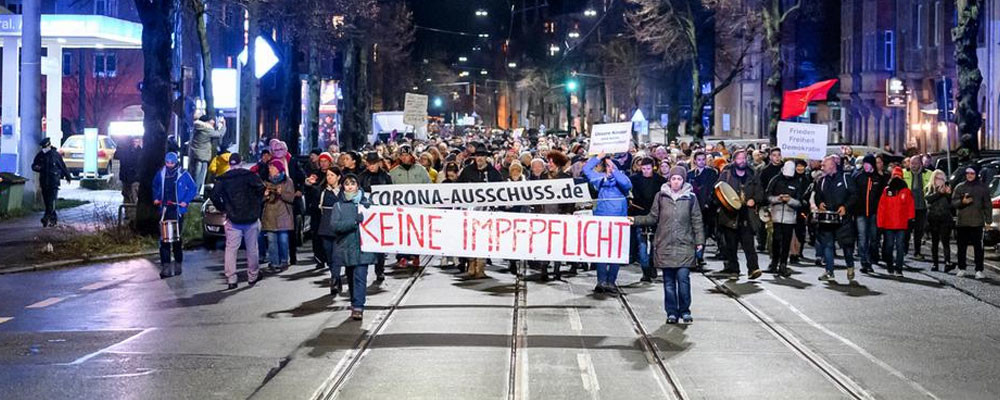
[956,270,966,278]
[975,271,987,280]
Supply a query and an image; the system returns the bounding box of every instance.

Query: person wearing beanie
[634,165,704,325]
[815,155,859,282]
[31,136,71,227]
[152,151,197,278]
[713,149,765,280]
[629,157,667,282]
[878,167,915,276]
[261,158,295,272]
[852,154,886,273]
[925,169,955,272]
[766,160,808,277]
[211,151,266,289]
[952,166,991,279]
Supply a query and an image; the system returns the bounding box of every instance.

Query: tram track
[310,255,432,400]
[616,286,690,400]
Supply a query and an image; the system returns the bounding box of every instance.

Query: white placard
[369,179,592,208]
[359,206,630,263]
[777,121,828,160]
[403,93,429,127]
[588,122,632,155]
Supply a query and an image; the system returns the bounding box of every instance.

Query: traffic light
[566,79,579,92]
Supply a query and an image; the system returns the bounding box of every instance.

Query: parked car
[58,134,117,177]
[986,176,1000,248]
[201,188,227,249]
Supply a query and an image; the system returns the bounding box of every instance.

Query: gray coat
[952,179,991,227]
[189,120,225,161]
[319,189,376,268]
[636,183,705,269]
[388,164,431,184]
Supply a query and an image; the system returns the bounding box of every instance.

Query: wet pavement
[1,245,999,399]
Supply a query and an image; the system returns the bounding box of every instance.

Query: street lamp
[584,9,598,17]
[549,44,560,56]
[480,70,488,75]
[566,79,579,92]
[433,97,443,108]
[568,31,580,38]
[458,56,468,62]
[478,33,490,38]
[459,71,470,77]
[507,62,517,68]
[475,9,488,17]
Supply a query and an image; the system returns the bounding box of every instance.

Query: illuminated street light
[480,70,488,75]
[568,31,580,38]
[458,56,468,62]
[475,9,488,17]
[566,79,579,92]
[459,71,470,77]
[507,62,517,68]
[426,78,432,82]
[584,9,598,17]
[549,44,560,56]
[433,97,443,108]
[478,33,490,38]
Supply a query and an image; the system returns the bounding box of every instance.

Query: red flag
[781,79,838,119]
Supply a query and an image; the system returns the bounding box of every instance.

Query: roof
[0,14,141,49]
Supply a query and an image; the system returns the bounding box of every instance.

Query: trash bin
[0,172,27,216]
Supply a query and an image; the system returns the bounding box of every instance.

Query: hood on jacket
[781,160,795,178]
[661,182,694,201]
[886,177,907,196]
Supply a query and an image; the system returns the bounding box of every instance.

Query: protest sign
[403,93,429,127]
[368,179,592,208]
[588,122,632,155]
[777,121,828,160]
[359,206,631,263]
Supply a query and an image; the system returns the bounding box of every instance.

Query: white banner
[588,122,632,155]
[403,93,429,127]
[368,179,592,208]
[359,206,630,263]
[777,121,829,160]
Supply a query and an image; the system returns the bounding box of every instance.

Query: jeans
[190,160,208,196]
[595,263,621,285]
[855,215,878,266]
[904,209,928,256]
[309,213,326,265]
[633,227,655,278]
[258,231,269,261]
[266,231,290,266]
[662,267,691,317]
[928,221,953,267]
[883,229,906,272]
[348,265,369,310]
[956,227,985,272]
[817,227,854,273]
[224,221,260,284]
[41,186,58,225]
[159,215,184,264]
[323,237,343,288]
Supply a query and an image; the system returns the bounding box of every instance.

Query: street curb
[0,250,158,275]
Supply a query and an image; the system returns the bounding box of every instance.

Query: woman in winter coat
[262,160,296,271]
[877,167,916,276]
[925,170,954,272]
[582,152,633,295]
[766,160,807,277]
[319,172,375,320]
[634,166,704,325]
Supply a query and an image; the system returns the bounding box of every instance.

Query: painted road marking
[26,297,64,309]
[63,328,157,366]
[80,280,118,291]
[0,317,12,325]
[576,353,601,400]
[567,307,583,331]
[764,289,940,400]
[90,368,158,379]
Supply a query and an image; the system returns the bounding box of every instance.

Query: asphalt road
[1,245,999,399]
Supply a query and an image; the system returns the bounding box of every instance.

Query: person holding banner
[319,172,374,320]
[633,166,703,324]
[457,142,504,279]
[389,145,431,269]
[359,152,392,282]
[583,152,633,296]
[542,151,578,280]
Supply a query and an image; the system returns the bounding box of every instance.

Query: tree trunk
[764,0,785,145]
[192,0,215,118]
[341,40,370,151]
[280,38,302,153]
[238,1,258,157]
[307,39,320,150]
[953,0,983,158]
[135,0,175,234]
[689,63,706,141]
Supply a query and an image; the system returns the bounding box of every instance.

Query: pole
[19,0,41,207]
[565,93,571,134]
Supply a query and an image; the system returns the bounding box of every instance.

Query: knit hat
[165,152,179,164]
[667,166,686,181]
[891,166,904,179]
[318,152,335,165]
[228,153,242,166]
[862,154,876,168]
[270,159,286,173]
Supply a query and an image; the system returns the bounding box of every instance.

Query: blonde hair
[927,169,948,196]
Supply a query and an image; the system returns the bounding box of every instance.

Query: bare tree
[627,0,755,141]
[371,2,416,111]
[752,0,802,143]
[593,37,642,118]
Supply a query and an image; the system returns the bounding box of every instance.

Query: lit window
[883,30,895,71]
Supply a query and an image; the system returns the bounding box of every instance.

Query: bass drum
[758,207,772,223]
[714,181,743,212]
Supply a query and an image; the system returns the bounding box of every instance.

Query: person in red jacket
[877,167,916,276]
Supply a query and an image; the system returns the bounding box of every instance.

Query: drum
[714,181,743,212]
[160,220,181,243]
[813,211,843,225]
[758,208,772,223]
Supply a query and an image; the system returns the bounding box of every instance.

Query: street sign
[886,77,906,108]
[936,77,954,122]
[403,93,429,127]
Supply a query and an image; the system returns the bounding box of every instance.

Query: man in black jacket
[756,147,784,253]
[629,157,666,281]
[358,152,392,282]
[211,154,266,289]
[458,142,503,279]
[31,137,71,227]
[815,155,858,281]
[688,151,719,266]
[852,154,885,273]
[714,150,765,279]
[116,137,142,204]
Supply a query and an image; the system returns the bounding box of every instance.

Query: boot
[159,264,173,279]
[172,262,183,276]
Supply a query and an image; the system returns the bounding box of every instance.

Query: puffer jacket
[389,163,432,184]
[210,168,265,224]
[852,169,886,217]
[767,174,806,225]
[261,177,295,231]
[318,189,376,268]
[582,156,632,217]
[189,120,224,162]
[635,182,704,269]
[952,178,991,227]
[877,178,915,230]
